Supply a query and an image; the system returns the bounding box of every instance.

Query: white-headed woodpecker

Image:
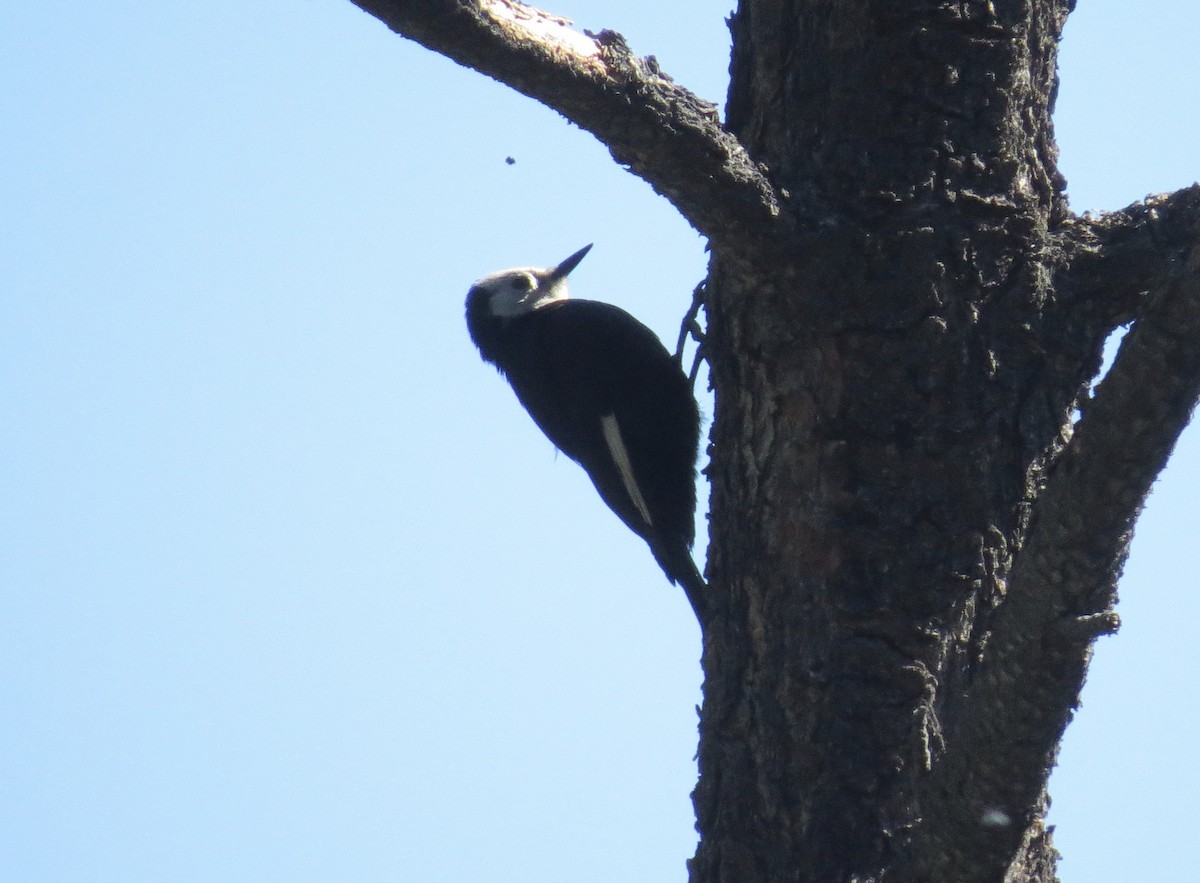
[465,244,707,620]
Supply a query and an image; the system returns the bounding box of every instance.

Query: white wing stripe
[600,413,654,527]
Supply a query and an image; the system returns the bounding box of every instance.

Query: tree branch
[1060,183,1200,331]
[900,240,1200,881]
[350,0,788,251]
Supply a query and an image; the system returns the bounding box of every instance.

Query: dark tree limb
[349,0,788,251]
[900,242,1200,881]
[1060,184,1200,331]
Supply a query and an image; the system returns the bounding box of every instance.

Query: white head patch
[474,267,570,319]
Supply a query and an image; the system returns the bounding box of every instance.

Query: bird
[465,244,707,621]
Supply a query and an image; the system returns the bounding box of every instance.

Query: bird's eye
[510,275,533,291]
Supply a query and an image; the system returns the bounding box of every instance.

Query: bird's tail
[652,540,708,625]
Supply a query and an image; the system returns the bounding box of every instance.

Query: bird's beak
[548,243,593,281]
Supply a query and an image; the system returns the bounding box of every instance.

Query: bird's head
[467,243,592,320]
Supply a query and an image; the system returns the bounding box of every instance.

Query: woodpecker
[465,244,707,620]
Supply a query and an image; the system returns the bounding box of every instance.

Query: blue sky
[2,2,1196,881]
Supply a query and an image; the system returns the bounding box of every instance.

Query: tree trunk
[699,2,1079,879]
[350,1,1200,879]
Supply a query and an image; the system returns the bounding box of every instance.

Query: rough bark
[349,0,787,251]
[353,1,1200,880]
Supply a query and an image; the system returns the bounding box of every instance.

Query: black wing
[501,300,701,551]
